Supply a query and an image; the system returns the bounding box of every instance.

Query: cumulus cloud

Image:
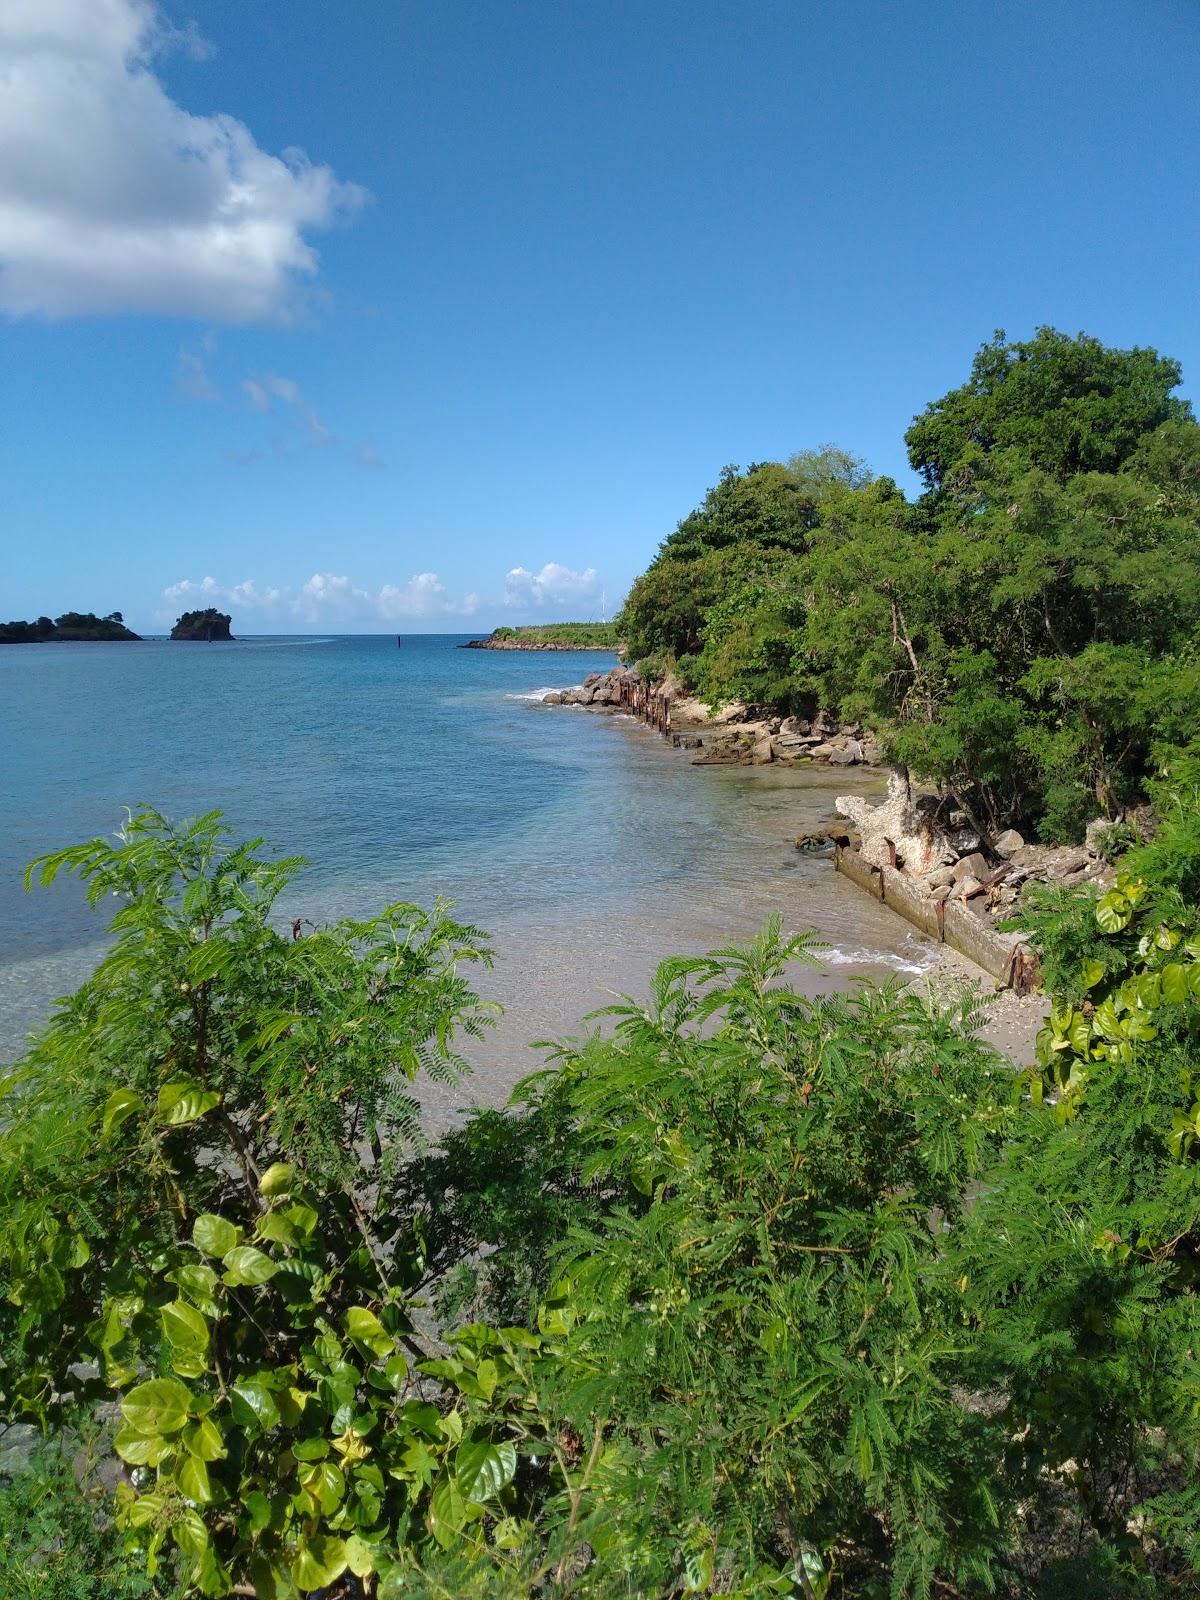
[503,562,600,609]
[0,0,365,321]
[160,572,481,626]
[159,559,603,627]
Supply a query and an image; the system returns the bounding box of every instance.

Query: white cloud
[159,559,602,628]
[160,571,481,626]
[0,0,365,321]
[355,444,384,469]
[503,562,600,609]
[241,374,329,441]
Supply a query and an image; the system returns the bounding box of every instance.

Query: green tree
[906,326,1191,492]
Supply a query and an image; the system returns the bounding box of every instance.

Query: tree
[906,327,1191,493]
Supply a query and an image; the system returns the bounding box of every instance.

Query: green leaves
[121,1377,193,1437]
[455,1437,517,1504]
[292,1534,349,1593]
[100,1087,145,1137]
[193,1214,240,1258]
[157,1081,221,1125]
[160,1298,210,1377]
[221,1244,277,1287]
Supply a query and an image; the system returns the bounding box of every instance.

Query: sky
[2,0,1199,633]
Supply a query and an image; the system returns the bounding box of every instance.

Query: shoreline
[531,662,1052,1063]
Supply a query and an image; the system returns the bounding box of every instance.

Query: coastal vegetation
[1,788,1198,1597]
[0,611,140,643]
[470,623,618,650]
[619,328,1200,845]
[172,610,235,642]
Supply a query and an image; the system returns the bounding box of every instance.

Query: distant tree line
[0,610,139,643]
[619,328,1200,842]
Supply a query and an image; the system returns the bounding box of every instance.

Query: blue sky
[2,0,1198,632]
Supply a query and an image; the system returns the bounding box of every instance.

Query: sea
[0,634,934,1121]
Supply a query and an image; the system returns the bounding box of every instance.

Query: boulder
[930,883,952,901]
[541,691,565,704]
[827,742,861,766]
[810,742,837,760]
[957,875,985,900]
[709,699,751,726]
[926,864,957,889]
[779,716,811,737]
[670,695,712,728]
[692,726,773,766]
[952,852,991,885]
[994,828,1025,859]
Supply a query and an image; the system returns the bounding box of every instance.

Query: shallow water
[0,635,933,1101]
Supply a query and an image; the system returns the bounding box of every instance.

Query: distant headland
[463,623,620,652]
[171,608,234,641]
[0,611,141,643]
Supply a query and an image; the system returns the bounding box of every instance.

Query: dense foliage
[483,623,618,648]
[618,328,1200,842]
[0,611,140,643]
[2,803,1199,1595]
[172,610,234,641]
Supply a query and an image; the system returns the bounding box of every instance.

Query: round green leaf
[455,1437,517,1504]
[193,1214,240,1259]
[230,1378,280,1434]
[292,1535,349,1593]
[222,1244,277,1286]
[122,1377,193,1437]
[177,1451,212,1504]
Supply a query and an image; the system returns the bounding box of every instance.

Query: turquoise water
[0,634,932,1103]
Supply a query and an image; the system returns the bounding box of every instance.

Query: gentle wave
[821,944,932,976]
[504,686,581,702]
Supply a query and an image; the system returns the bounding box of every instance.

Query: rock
[839,723,863,738]
[809,742,837,760]
[779,716,811,737]
[827,742,861,766]
[994,828,1025,859]
[1049,855,1089,881]
[709,699,751,726]
[930,883,952,901]
[952,852,990,885]
[692,725,773,766]
[794,831,834,854]
[670,695,712,728]
[677,735,702,750]
[541,691,565,704]
[956,875,985,900]
[926,864,957,888]
[860,735,883,766]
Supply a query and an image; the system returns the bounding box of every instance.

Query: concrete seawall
[834,844,1039,993]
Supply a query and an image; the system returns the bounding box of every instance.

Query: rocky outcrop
[172,608,234,641]
[835,767,1123,937]
[537,670,883,769]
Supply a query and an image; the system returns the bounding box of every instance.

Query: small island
[463,622,619,651]
[0,610,141,643]
[171,607,234,641]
